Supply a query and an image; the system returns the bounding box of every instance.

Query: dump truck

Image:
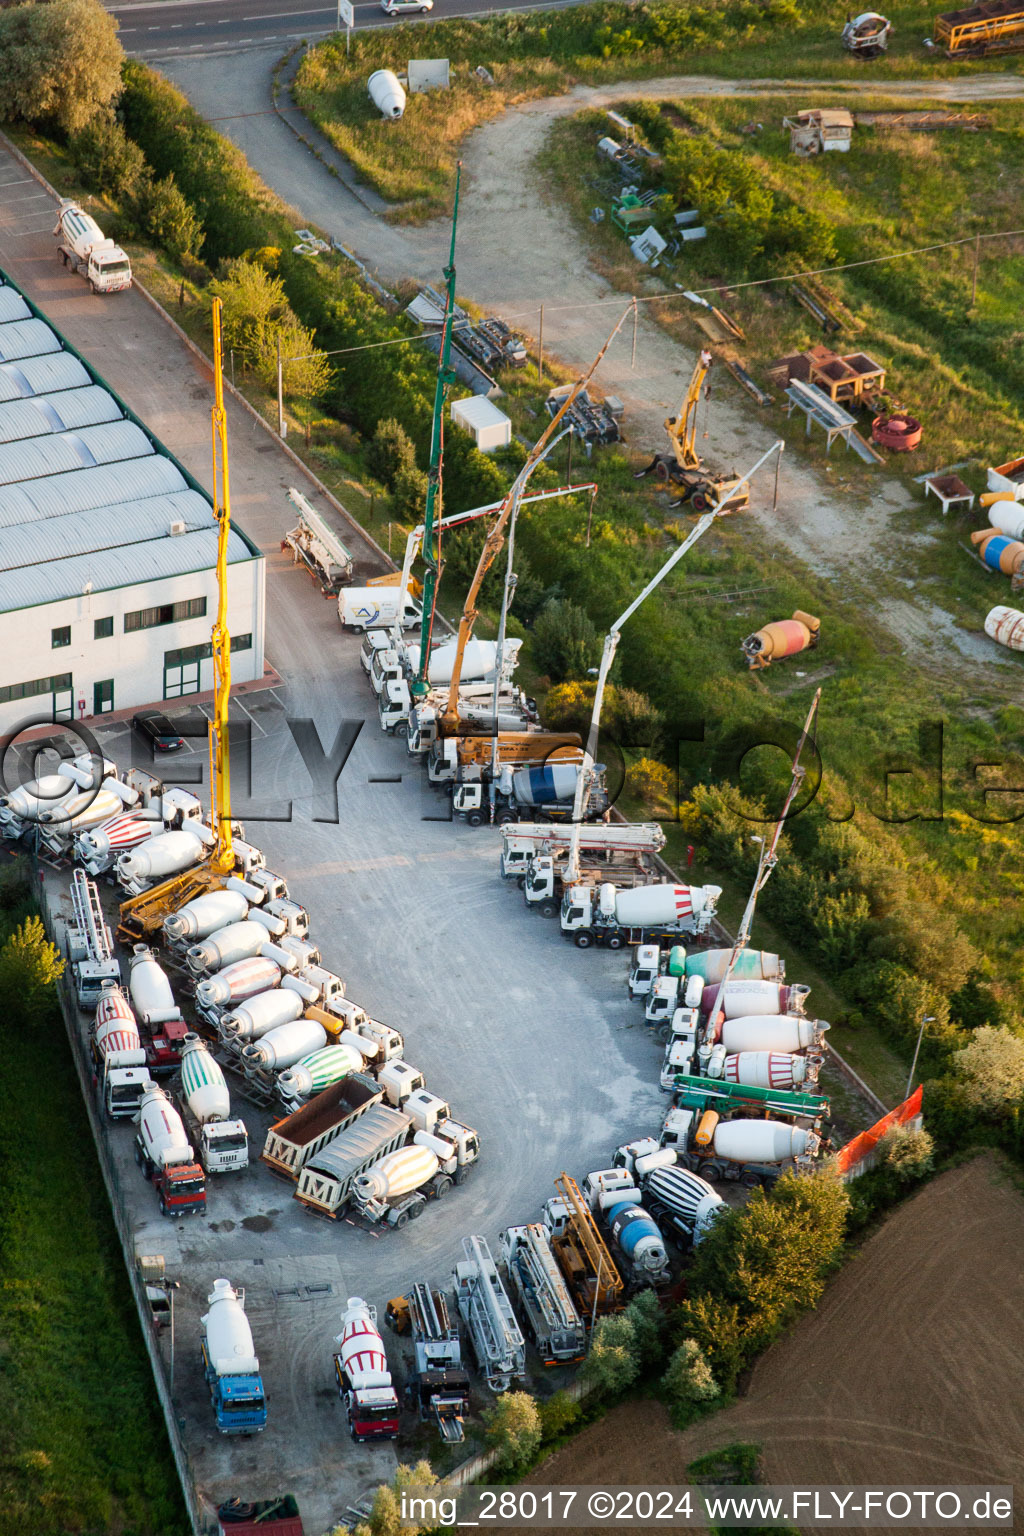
[581,1170,670,1288]
[454,761,609,829]
[178,1035,249,1174]
[453,1235,526,1393]
[294,1102,412,1216]
[261,1073,384,1180]
[612,1142,725,1246]
[333,1297,400,1441]
[54,201,132,292]
[561,881,721,949]
[502,821,665,882]
[386,1283,470,1442]
[91,985,152,1119]
[201,1279,267,1434]
[540,1173,623,1320]
[350,1102,480,1228]
[498,1224,586,1364]
[427,732,583,788]
[134,1083,206,1216]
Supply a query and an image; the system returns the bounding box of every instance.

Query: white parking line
[0,177,33,188]
[2,192,51,203]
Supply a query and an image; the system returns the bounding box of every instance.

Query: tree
[136,174,203,265]
[391,464,429,522]
[581,1314,639,1396]
[70,114,146,198]
[342,1461,440,1536]
[952,1025,1024,1116]
[207,259,290,369]
[538,1389,579,1441]
[483,1391,541,1470]
[625,757,674,815]
[0,915,64,1026]
[662,1338,719,1417]
[366,417,417,489]
[256,316,332,403]
[624,1289,664,1369]
[876,1124,934,1182]
[530,598,599,682]
[0,0,123,134]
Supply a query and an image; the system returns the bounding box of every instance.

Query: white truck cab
[360,628,396,672]
[645,974,680,1027]
[628,944,662,999]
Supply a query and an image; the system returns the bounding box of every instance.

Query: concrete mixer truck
[561,881,721,949]
[91,985,152,1118]
[54,201,132,292]
[134,1083,206,1216]
[333,1297,400,1441]
[349,1100,480,1227]
[579,1169,670,1288]
[611,1143,725,1246]
[657,1073,827,1185]
[178,1035,249,1174]
[201,1279,267,1434]
[128,944,187,1074]
[454,760,609,829]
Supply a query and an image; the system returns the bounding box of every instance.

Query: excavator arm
[665,347,713,472]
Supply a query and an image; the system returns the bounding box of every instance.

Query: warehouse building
[0,272,265,735]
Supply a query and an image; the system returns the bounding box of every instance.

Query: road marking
[0,177,33,187]
[241,5,330,16]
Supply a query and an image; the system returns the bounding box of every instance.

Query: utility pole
[538,304,545,382]
[276,334,285,438]
[971,234,981,309]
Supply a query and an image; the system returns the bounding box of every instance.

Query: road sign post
[337,0,353,52]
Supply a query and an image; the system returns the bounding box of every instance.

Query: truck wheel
[516,876,526,890]
[698,1161,720,1183]
[454,1164,469,1185]
[538,901,558,919]
[409,1199,425,1219]
[133,1141,142,1166]
[433,1176,453,1199]
[466,811,484,827]
[393,1209,410,1228]
[742,1171,763,1189]
[574,932,593,949]
[158,1195,168,1215]
[607,934,624,950]
[657,1022,673,1043]
[496,811,515,826]
[394,722,408,739]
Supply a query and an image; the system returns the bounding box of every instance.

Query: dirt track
[529,1157,1024,1535]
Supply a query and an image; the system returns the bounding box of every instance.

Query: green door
[94,679,114,715]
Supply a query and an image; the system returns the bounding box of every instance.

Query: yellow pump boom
[208,298,234,876]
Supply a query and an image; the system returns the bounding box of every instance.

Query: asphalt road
[109,0,585,57]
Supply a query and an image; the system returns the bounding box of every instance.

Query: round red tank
[872,412,922,451]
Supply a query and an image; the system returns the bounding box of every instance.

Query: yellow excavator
[118,299,238,941]
[634,347,748,512]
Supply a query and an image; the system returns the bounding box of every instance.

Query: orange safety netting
[834,1085,924,1175]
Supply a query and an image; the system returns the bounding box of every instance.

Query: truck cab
[146,1016,188,1074]
[202,1344,267,1434]
[102,1060,152,1119]
[150,1157,207,1217]
[628,944,662,999]
[360,627,395,672]
[523,854,562,915]
[379,677,411,736]
[660,1022,698,1090]
[369,646,403,696]
[197,1119,250,1174]
[645,974,680,1028]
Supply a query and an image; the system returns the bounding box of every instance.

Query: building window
[124,596,207,633]
[94,616,114,639]
[51,625,71,648]
[231,633,252,653]
[0,672,73,706]
[164,634,252,672]
[94,679,114,714]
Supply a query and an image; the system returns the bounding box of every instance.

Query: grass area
[0,887,189,1536]
[536,95,1024,475]
[292,0,1018,220]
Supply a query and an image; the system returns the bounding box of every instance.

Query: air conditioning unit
[168,520,186,536]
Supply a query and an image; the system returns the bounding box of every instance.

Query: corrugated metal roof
[0,318,62,362]
[0,420,152,484]
[305,1105,410,1181]
[0,455,185,527]
[0,386,122,444]
[0,287,31,325]
[0,490,211,568]
[0,270,262,614]
[0,353,91,403]
[0,525,254,615]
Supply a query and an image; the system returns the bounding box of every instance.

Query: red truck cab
[153,1160,206,1217]
[146,1017,188,1074]
[333,1357,399,1441]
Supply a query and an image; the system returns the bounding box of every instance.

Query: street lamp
[906,1015,936,1099]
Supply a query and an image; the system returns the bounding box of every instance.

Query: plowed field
[530,1157,1024,1535]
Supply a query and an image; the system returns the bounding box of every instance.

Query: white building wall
[0,555,265,735]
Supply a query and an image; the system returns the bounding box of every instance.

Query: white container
[39,786,124,830]
[700,979,786,1018]
[94,988,141,1057]
[406,637,521,687]
[77,813,161,866]
[129,946,179,1025]
[241,1018,327,1071]
[988,500,1024,540]
[117,828,206,883]
[186,920,271,975]
[222,988,303,1042]
[723,1051,808,1089]
[1,773,77,820]
[203,1279,259,1377]
[335,1297,390,1390]
[450,396,512,454]
[719,1015,821,1054]
[985,605,1024,652]
[613,884,717,926]
[713,1119,811,1164]
[353,1143,437,1204]
[197,957,282,1009]
[368,69,406,119]
[138,1084,193,1168]
[164,889,249,942]
[180,1035,231,1123]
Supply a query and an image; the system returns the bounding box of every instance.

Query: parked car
[132,710,185,753]
[380,0,433,13]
